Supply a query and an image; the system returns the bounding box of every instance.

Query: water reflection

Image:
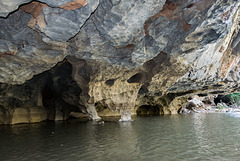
[228,112,240,118]
[87,121,140,160]
[192,113,213,159]
[191,113,240,160]
[1,114,240,160]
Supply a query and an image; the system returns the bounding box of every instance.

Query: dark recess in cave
[138,84,149,94]
[177,107,182,114]
[214,95,232,105]
[210,91,225,94]
[198,93,208,97]
[42,84,55,120]
[127,73,143,84]
[136,105,160,115]
[105,79,115,86]
[42,85,54,108]
[186,3,195,8]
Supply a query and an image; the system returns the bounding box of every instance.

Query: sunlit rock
[86,103,101,121]
[11,107,48,124]
[119,109,132,122]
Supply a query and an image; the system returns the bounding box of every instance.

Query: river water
[1,113,240,161]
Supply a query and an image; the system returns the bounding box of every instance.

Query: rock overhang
[0,0,240,123]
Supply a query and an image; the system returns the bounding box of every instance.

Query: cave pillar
[69,58,102,121]
[162,106,171,114]
[86,103,101,121]
[167,96,188,114]
[78,93,102,121]
[102,92,138,121]
[119,108,132,121]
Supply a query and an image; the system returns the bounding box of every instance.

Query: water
[1,113,240,161]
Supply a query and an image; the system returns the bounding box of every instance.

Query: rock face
[0,0,32,17]
[0,0,240,124]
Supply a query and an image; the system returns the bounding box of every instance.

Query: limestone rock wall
[0,0,240,123]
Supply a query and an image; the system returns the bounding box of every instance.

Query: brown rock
[60,0,87,11]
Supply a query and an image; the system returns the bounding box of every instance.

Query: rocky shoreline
[181,106,240,114]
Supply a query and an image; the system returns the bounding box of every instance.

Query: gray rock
[0,0,32,17]
[41,0,99,41]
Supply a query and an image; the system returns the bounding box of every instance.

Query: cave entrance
[42,85,55,120]
[136,105,160,116]
[42,85,55,108]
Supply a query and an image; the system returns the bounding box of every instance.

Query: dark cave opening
[136,105,160,116]
[42,85,54,108]
[42,85,55,120]
[127,73,143,84]
[105,79,115,86]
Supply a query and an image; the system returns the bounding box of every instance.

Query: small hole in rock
[198,93,208,97]
[127,73,143,84]
[186,3,195,8]
[105,79,115,86]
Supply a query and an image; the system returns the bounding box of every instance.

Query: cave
[1,0,240,160]
[136,105,160,116]
[0,0,239,124]
[42,85,54,109]
[42,84,55,120]
[214,94,233,105]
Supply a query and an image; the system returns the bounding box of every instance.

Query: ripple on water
[228,112,240,118]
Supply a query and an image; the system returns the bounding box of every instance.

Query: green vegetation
[226,93,240,107]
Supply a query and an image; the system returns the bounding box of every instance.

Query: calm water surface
[1,113,240,161]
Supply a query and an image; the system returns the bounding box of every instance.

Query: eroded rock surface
[0,0,240,124]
